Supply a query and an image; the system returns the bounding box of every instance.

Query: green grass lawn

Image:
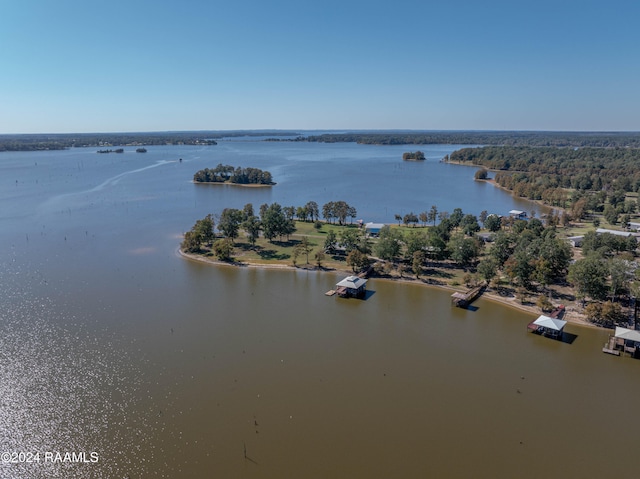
[227,221,359,271]
[218,220,479,286]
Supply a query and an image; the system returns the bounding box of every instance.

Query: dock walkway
[451,283,486,308]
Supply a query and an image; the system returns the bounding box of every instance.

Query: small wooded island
[193,164,275,185]
[402,151,425,161]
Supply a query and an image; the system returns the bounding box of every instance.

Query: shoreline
[443,159,558,214]
[192,181,275,188]
[178,249,599,332]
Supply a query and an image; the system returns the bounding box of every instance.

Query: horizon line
[2,128,640,137]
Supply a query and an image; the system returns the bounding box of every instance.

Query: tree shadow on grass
[423,268,454,279]
[551,290,576,302]
[271,239,298,248]
[257,249,290,261]
[236,242,256,252]
[235,242,291,260]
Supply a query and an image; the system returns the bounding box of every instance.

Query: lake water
[0,140,637,478]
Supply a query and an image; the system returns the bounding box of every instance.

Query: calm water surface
[0,141,637,478]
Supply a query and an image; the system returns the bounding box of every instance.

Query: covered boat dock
[335,275,367,298]
[602,327,640,357]
[527,315,568,340]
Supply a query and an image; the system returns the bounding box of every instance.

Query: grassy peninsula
[180,198,640,331]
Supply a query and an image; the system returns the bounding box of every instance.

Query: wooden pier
[602,329,640,357]
[603,335,623,356]
[357,262,376,279]
[451,283,486,308]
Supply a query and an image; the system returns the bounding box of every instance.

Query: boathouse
[527,315,567,339]
[603,327,640,357]
[335,275,367,298]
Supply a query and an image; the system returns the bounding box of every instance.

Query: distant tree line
[0,131,308,152]
[301,132,640,148]
[0,132,221,151]
[7,131,640,152]
[449,146,640,223]
[450,146,640,193]
[193,164,274,185]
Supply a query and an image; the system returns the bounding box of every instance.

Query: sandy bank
[192,181,274,187]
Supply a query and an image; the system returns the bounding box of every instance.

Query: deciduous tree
[212,238,233,260]
[447,233,479,266]
[374,226,402,262]
[218,208,243,241]
[568,255,607,301]
[346,249,369,272]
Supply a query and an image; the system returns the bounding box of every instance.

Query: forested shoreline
[0,133,222,151]
[448,146,640,227]
[3,130,640,151]
[301,131,640,148]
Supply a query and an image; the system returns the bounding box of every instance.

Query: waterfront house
[335,275,367,298]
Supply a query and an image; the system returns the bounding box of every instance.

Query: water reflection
[0,269,154,479]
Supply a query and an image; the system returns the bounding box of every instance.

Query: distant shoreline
[444,158,557,214]
[192,181,275,188]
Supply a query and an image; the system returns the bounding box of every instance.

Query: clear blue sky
[1,0,639,133]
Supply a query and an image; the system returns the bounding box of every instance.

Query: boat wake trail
[39,160,173,213]
[83,160,174,194]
